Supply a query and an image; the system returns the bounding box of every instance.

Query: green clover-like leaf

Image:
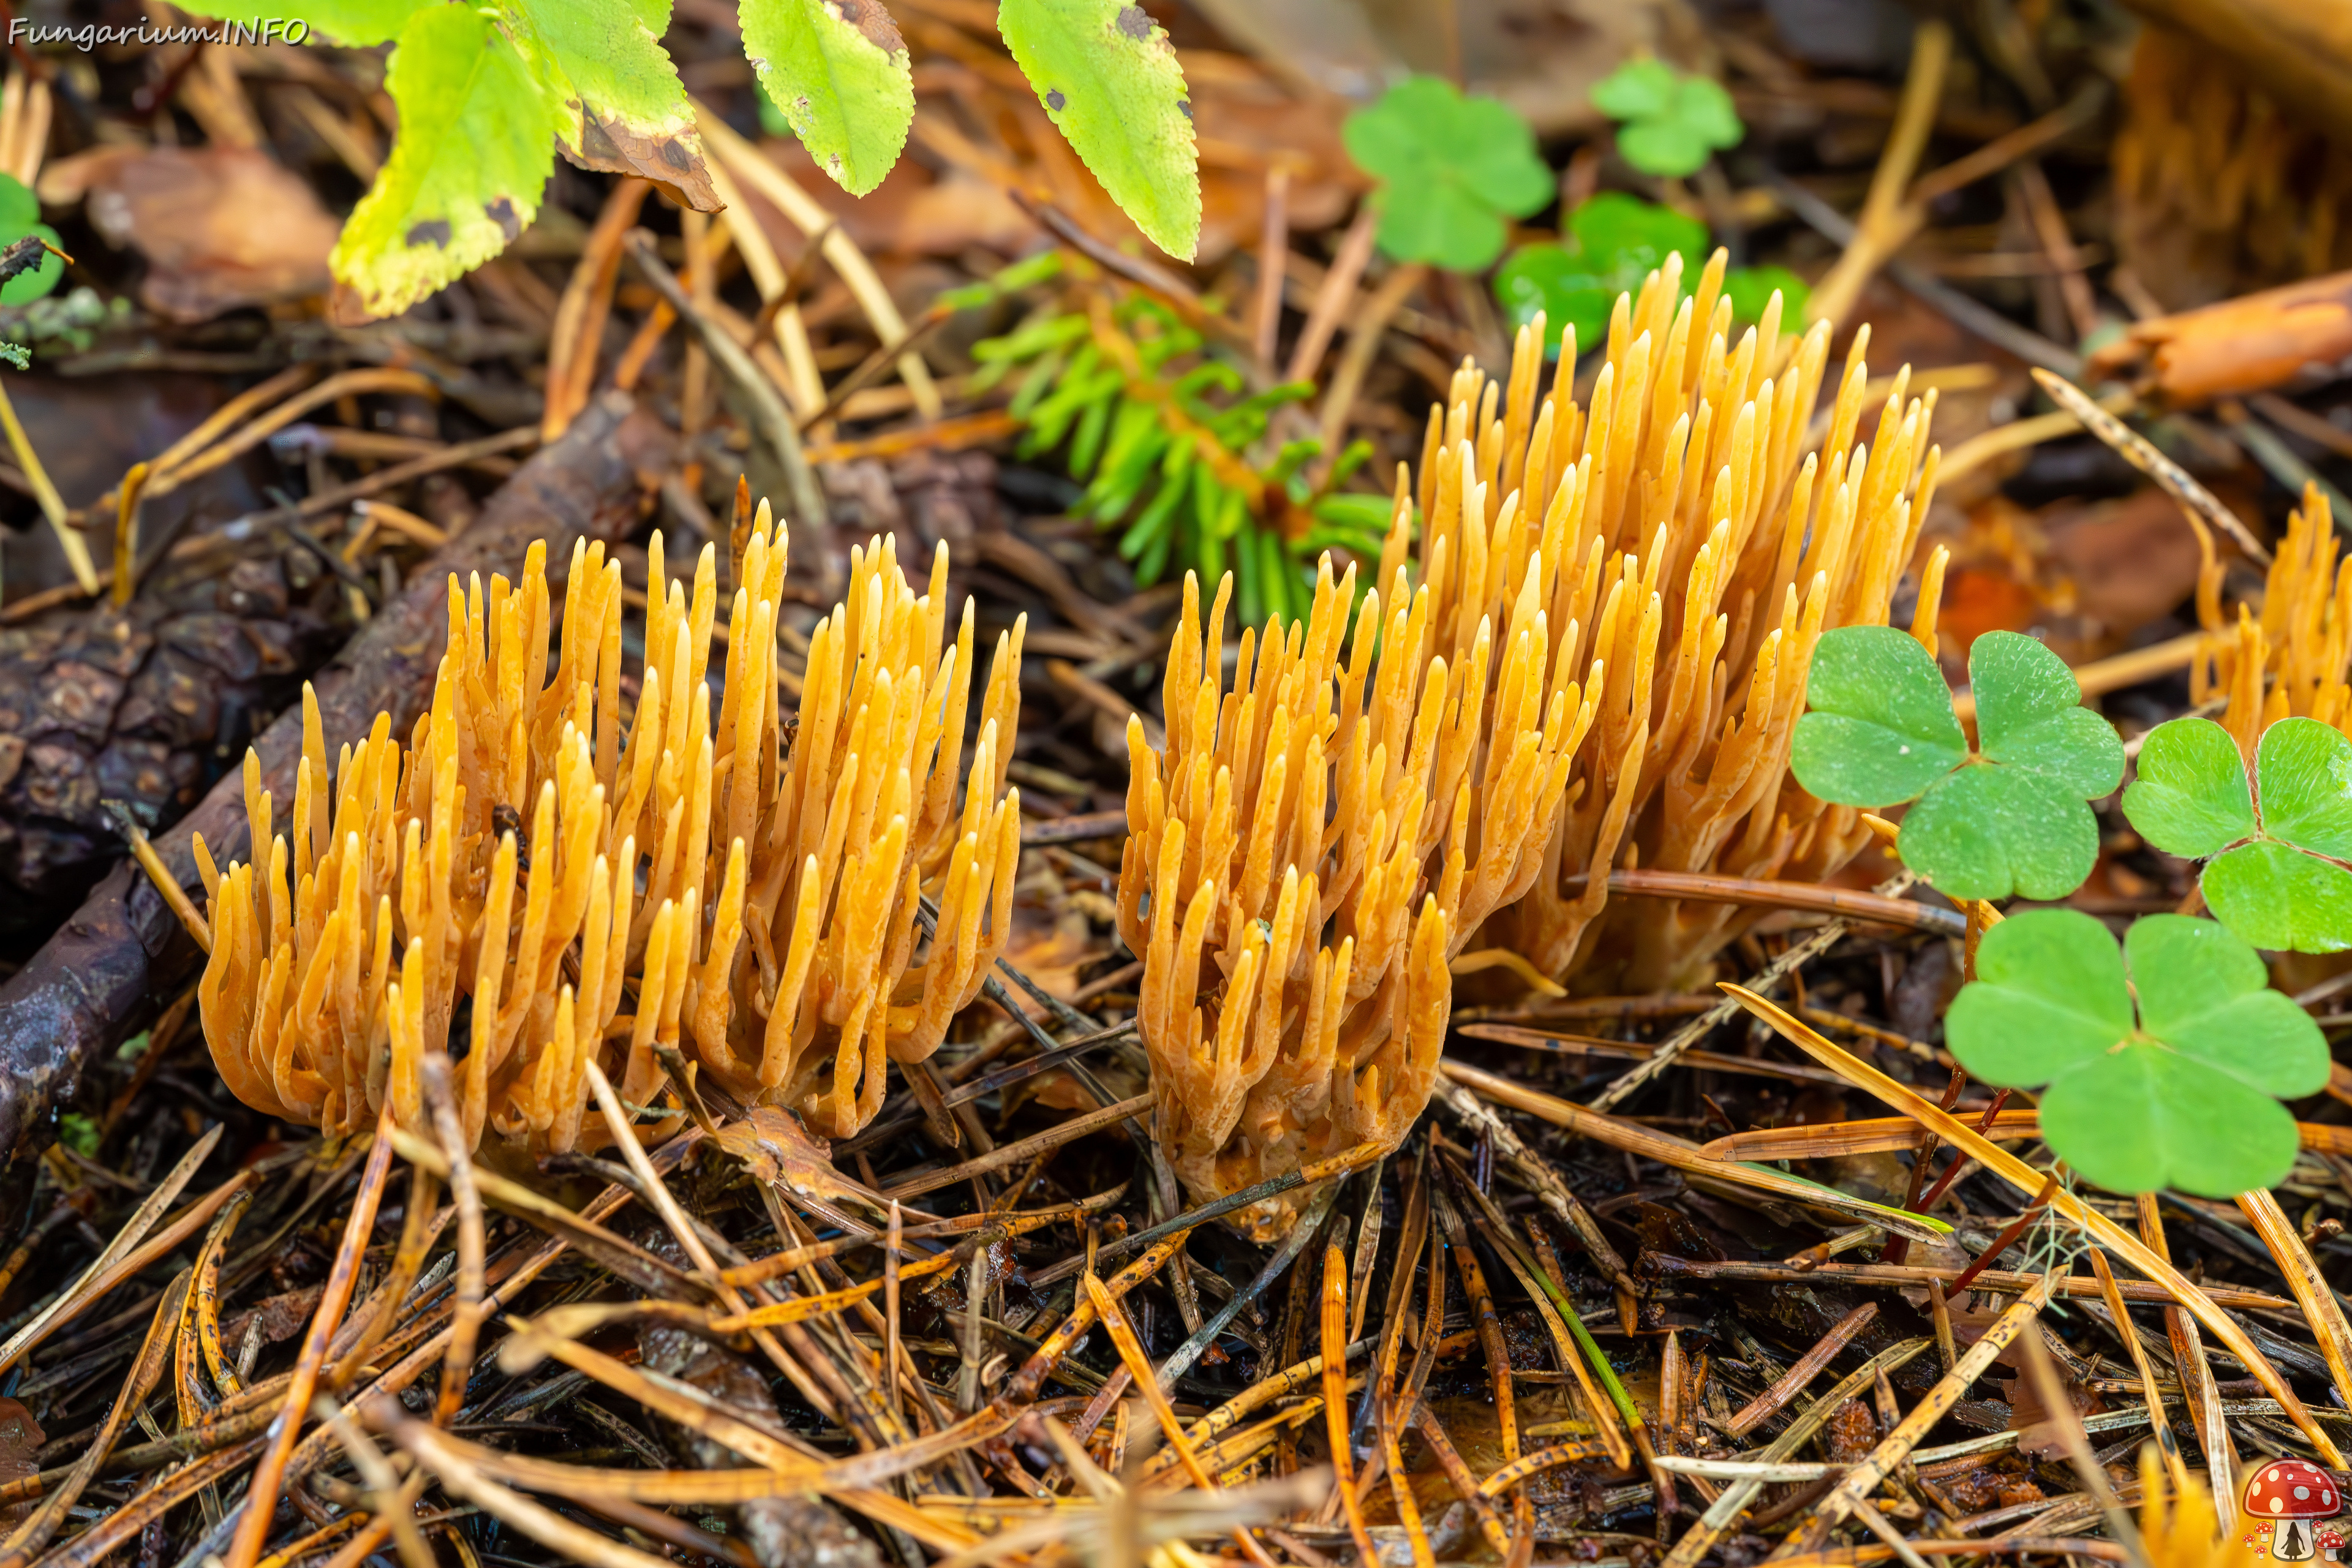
[1790,625,1967,803]
[1591,58,1743,179]
[2122,715,2352,952]
[2255,715,2352,857]
[1721,264,1807,328]
[1948,910,2326,1196]
[1589,58,1677,122]
[1490,195,1708,354]
[1972,629,2125,798]
[2122,715,2252,858]
[1792,627,2122,901]
[1344,75,1552,273]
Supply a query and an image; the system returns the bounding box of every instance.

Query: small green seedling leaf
[1792,627,2123,900]
[333,4,560,321]
[1591,58,1743,179]
[1948,909,2326,1196]
[500,0,718,208]
[57,1112,98,1157]
[1344,75,1552,273]
[740,0,915,197]
[2123,714,2352,951]
[999,0,1200,260]
[1492,193,1706,352]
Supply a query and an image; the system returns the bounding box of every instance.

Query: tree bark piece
[0,390,671,1166]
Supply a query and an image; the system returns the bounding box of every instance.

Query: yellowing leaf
[740,0,916,197]
[998,0,1200,260]
[500,0,720,209]
[334,4,559,321]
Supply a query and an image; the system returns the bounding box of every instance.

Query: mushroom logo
[2245,1460,2342,1561]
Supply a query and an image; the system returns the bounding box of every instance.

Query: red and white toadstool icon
[2245,1459,2342,1561]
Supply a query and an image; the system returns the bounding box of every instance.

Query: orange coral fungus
[1120,519,1599,1234]
[1123,255,1947,1227]
[2195,483,2348,756]
[197,509,1023,1152]
[1448,253,1943,994]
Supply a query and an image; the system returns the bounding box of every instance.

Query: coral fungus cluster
[1125,252,1946,1223]
[196,507,1025,1152]
[2197,482,2348,752]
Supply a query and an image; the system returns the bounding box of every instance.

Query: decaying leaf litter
[8,4,2352,1568]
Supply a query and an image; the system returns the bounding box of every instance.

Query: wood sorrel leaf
[1793,627,2120,901]
[1343,75,1552,273]
[2204,840,2352,953]
[2256,717,2352,859]
[1000,0,1201,261]
[2124,715,2254,859]
[1970,630,2124,799]
[1948,910,2324,1197]
[2121,715,2352,952]
[333,4,560,322]
[1898,764,2099,902]
[739,0,915,197]
[1790,625,1965,804]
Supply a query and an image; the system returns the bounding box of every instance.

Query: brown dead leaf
[709,1106,884,1218]
[0,1396,42,1474]
[221,1283,325,1351]
[2043,489,2206,639]
[43,145,338,322]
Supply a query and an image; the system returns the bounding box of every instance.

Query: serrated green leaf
[1948,909,2323,1197]
[334,4,560,321]
[2203,840,2352,953]
[1899,763,2100,901]
[1344,75,1550,271]
[999,0,1200,260]
[2256,715,2352,859]
[2123,715,2254,859]
[174,0,427,46]
[1971,630,2124,798]
[739,0,914,197]
[1790,625,1967,805]
[501,0,717,207]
